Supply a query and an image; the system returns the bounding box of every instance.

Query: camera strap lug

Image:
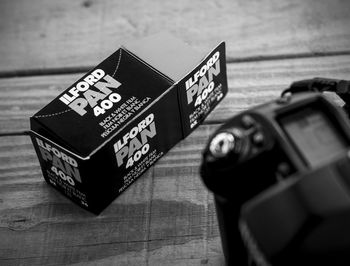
[282,78,350,115]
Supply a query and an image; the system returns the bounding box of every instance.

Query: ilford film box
[30,33,228,214]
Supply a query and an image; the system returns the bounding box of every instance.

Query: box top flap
[123,32,205,82]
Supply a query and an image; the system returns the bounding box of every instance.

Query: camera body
[201,92,350,265]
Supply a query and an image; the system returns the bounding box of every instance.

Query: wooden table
[1,0,350,265]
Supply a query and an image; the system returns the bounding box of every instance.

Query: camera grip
[214,195,250,265]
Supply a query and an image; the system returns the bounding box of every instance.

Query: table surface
[1,0,350,265]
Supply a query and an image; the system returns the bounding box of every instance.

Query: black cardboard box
[30,33,228,213]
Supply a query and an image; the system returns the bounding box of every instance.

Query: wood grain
[1,1,350,265]
[1,55,350,264]
[0,0,350,73]
[0,125,224,266]
[0,55,349,134]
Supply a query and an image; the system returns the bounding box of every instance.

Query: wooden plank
[0,125,224,266]
[1,55,350,134]
[2,54,350,264]
[0,0,350,72]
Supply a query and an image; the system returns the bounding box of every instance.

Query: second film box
[29,33,228,214]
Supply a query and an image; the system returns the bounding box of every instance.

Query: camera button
[276,162,291,179]
[252,132,264,146]
[241,115,255,129]
[277,92,292,104]
[209,132,236,158]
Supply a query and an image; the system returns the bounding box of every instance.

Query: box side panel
[176,42,228,137]
[30,115,77,152]
[30,134,91,212]
[87,86,183,213]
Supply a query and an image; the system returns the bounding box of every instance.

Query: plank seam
[227,50,350,64]
[0,51,350,78]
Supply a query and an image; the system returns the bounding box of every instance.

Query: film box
[30,32,228,214]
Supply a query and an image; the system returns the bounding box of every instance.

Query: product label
[185,51,220,106]
[99,96,151,139]
[114,113,157,169]
[34,137,88,207]
[118,149,163,193]
[59,69,122,117]
[178,42,228,136]
[111,112,166,194]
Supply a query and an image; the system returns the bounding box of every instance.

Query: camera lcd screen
[280,108,347,167]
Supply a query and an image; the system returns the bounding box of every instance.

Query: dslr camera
[200,78,350,265]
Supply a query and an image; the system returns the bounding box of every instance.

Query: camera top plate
[201,92,350,202]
